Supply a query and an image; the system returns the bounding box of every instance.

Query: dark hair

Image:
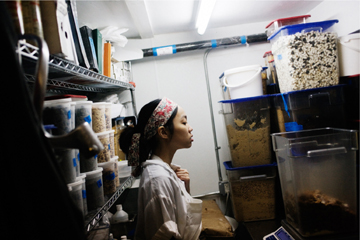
[119,98,178,176]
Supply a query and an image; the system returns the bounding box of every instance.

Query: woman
[120,97,202,240]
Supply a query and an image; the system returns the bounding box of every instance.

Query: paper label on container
[73,158,77,167]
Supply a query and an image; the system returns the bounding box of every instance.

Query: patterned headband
[128,97,178,167]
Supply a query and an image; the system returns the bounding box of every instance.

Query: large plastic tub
[220,95,272,167]
[271,128,358,237]
[224,161,277,222]
[271,85,347,132]
[269,20,339,93]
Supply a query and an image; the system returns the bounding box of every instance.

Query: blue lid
[44,124,57,130]
[219,94,270,104]
[223,161,277,171]
[262,67,268,70]
[268,19,339,40]
[272,84,345,97]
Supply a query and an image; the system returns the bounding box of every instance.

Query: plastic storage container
[98,160,117,195]
[43,98,72,135]
[271,85,347,132]
[92,102,106,133]
[109,130,115,158]
[105,102,112,131]
[112,156,120,188]
[271,128,358,237]
[265,15,311,38]
[54,148,77,184]
[220,95,272,167]
[77,173,88,216]
[85,167,104,211]
[224,161,277,222]
[79,152,98,173]
[118,160,132,183]
[268,20,339,93]
[67,178,84,216]
[97,131,111,163]
[338,32,360,77]
[221,65,263,99]
[75,101,93,128]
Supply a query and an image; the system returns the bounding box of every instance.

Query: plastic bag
[100,26,128,47]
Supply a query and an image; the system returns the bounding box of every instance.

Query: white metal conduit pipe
[142,33,268,57]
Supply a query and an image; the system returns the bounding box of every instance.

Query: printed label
[68,110,71,119]
[84,115,91,124]
[105,172,116,180]
[277,54,282,60]
[82,190,87,199]
[73,158,77,167]
[97,179,102,188]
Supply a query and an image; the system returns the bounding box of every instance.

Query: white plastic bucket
[222,65,263,99]
[338,33,360,77]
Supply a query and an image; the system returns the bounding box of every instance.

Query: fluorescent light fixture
[196,0,216,35]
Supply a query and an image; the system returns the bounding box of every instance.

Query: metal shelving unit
[85,176,135,232]
[16,41,137,233]
[17,41,135,93]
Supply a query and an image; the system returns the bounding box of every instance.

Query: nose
[189,125,193,132]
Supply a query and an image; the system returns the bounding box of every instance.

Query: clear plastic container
[54,148,77,184]
[85,167,104,211]
[70,102,76,130]
[92,102,106,133]
[76,173,88,216]
[219,95,272,167]
[105,102,112,131]
[75,101,93,128]
[118,160,132,183]
[109,130,115,158]
[271,85,347,133]
[43,98,72,135]
[98,160,117,195]
[224,161,277,222]
[112,156,120,188]
[271,128,358,237]
[79,152,98,173]
[67,178,84,216]
[265,15,311,38]
[268,20,339,93]
[97,131,111,163]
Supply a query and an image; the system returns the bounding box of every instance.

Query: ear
[157,126,170,140]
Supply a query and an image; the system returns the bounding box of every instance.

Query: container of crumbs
[220,95,272,168]
[268,20,339,93]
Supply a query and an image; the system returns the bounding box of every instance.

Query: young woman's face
[169,106,193,149]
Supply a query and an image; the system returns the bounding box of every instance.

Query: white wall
[125,0,360,196]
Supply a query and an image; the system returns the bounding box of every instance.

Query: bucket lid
[75,101,93,106]
[268,19,339,40]
[219,94,270,104]
[45,94,88,101]
[265,15,311,29]
[67,178,83,191]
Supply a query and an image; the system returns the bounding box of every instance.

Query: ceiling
[76,0,324,40]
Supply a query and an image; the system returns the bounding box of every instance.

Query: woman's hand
[175,168,190,194]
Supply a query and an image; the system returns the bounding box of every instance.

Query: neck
[152,142,176,165]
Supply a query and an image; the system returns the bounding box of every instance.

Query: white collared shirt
[134,155,202,240]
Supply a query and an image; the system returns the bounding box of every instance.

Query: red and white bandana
[128,97,178,166]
